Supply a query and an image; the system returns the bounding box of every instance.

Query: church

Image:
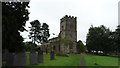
[41,15,77,53]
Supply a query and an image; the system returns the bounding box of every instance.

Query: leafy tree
[29,20,41,45]
[29,21,50,45]
[77,40,85,53]
[106,25,120,54]
[86,25,111,54]
[115,25,120,53]
[2,2,30,52]
[41,23,50,44]
[86,25,103,53]
[100,25,112,54]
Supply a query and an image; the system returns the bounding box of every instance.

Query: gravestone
[50,50,55,60]
[38,48,43,63]
[13,52,26,66]
[6,52,15,66]
[2,49,8,61]
[29,49,38,64]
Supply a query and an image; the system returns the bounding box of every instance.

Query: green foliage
[115,25,120,52]
[86,25,112,54]
[41,23,50,43]
[77,40,85,53]
[80,42,85,52]
[29,20,50,45]
[29,20,41,45]
[2,2,30,52]
[86,25,120,55]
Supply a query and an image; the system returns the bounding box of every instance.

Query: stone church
[41,15,77,53]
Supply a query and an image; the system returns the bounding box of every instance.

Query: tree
[40,23,50,44]
[107,25,120,54]
[2,2,30,52]
[99,25,112,54]
[77,40,85,53]
[29,20,41,45]
[29,21,50,45]
[115,25,120,53]
[86,25,112,54]
[86,25,104,53]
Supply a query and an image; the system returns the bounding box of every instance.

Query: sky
[20,0,120,44]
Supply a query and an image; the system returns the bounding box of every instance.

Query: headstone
[13,52,26,66]
[38,48,43,63]
[50,50,55,60]
[6,53,15,66]
[2,49,8,61]
[29,49,38,64]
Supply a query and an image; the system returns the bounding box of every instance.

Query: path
[79,54,87,68]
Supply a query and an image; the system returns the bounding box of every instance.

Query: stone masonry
[41,15,77,53]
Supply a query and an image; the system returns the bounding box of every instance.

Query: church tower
[60,15,77,53]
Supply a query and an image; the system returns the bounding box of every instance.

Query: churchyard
[2,49,119,67]
[27,53,80,66]
[2,1,120,67]
[2,49,81,67]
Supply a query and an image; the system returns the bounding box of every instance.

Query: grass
[84,54,119,66]
[26,52,81,66]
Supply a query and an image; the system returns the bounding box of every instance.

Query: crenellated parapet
[60,15,77,22]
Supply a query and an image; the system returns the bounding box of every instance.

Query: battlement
[60,15,77,22]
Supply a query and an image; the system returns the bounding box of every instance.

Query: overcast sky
[20,0,120,44]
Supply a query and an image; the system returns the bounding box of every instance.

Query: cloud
[20,0,120,43]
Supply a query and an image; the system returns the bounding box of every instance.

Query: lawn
[84,54,119,66]
[26,52,81,66]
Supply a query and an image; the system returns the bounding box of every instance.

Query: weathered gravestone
[6,52,15,66]
[50,50,55,60]
[38,48,43,63]
[13,52,26,66]
[29,49,38,64]
[2,49,9,61]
